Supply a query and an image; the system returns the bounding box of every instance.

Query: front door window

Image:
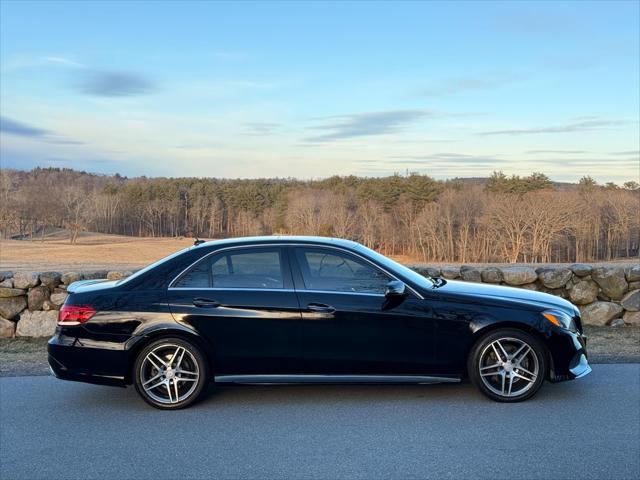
[294,248,389,294]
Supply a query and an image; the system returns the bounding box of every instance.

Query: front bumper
[548,328,591,382]
[569,353,592,379]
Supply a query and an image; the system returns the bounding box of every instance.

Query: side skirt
[214,374,461,385]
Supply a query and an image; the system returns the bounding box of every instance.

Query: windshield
[355,245,437,290]
[117,246,194,285]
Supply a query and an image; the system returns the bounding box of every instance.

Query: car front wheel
[133,337,208,409]
[468,329,547,402]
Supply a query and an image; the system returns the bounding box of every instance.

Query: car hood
[67,279,119,293]
[435,279,577,313]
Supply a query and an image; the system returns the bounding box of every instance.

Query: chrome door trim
[214,374,460,384]
[168,242,424,299]
[300,289,384,298]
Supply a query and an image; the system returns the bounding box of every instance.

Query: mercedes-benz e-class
[48,236,590,409]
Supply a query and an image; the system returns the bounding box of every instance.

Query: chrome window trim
[169,245,287,291]
[167,242,424,299]
[169,287,295,293]
[167,286,385,297]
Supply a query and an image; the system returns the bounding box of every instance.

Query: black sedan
[48,236,591,409]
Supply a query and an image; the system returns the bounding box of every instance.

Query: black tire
[133,337,208,410]
[467,328,547,403]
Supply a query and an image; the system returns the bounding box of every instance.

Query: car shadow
[196,377,589,408]
[61,372,596,412]
[199,381,467,405]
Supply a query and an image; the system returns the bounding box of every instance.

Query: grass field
[0,231,194,272]
[1,230,636,273]
[0,230,421,272]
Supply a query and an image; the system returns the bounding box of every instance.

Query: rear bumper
[48,334,129,387]
[48,356,126,387]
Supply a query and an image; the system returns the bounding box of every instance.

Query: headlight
[542,309,577,332]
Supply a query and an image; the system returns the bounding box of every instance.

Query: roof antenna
[194,238,205,246]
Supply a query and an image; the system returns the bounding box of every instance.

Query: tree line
[1,167,638,263]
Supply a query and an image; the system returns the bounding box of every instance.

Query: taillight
[58,305,97,325]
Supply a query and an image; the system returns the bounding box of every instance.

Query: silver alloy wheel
[478,337,539,398]
[140,343,200,405]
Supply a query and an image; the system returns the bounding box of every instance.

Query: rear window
[174,259,210,288]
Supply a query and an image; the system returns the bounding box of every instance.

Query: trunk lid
[67,279,120,294]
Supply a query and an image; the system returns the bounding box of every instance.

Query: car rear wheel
[134,337,208,409]
[468,329,547,402]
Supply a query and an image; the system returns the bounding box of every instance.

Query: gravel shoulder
[0,337,50,376]
[1,326,638,377]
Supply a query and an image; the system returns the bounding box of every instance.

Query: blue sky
[1,0,638,182]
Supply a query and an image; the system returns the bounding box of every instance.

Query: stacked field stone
[0,264,638,338]
[407,264,639,327]
[0,270,132,337]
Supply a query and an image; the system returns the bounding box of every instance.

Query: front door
[290,246,436,375]
[167,246,302,375]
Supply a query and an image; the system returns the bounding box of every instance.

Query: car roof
[195,235,362,250]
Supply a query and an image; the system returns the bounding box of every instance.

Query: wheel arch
[125,327,214,384]
[464,321,551,378]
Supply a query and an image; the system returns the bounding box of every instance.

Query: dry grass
[0,230,636,273]
[0,231,422,272]
[0,232,194,272]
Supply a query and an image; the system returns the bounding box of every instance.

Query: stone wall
[408,264,639,327]
[0,270,132,337]
[0,264,638,338]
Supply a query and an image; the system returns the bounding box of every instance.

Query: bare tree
[61,187,89,244]
[1,167,638,262]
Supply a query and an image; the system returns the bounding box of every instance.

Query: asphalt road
[1,365,639,480]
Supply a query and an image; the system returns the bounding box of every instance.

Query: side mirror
[384,280,407,297]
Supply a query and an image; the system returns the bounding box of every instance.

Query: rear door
[290,246,436,375]
[167,246,302,375]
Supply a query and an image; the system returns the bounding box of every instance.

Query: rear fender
[125,325,215,384]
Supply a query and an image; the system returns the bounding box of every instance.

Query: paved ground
[1,365,639,480]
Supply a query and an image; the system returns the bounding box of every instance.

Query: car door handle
[307,303,335,313]
[193,298,221,308]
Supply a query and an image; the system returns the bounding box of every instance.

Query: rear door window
[212,250,284,289]
[173,248,285,289]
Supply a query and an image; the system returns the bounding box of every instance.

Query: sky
[0,0,639,182]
